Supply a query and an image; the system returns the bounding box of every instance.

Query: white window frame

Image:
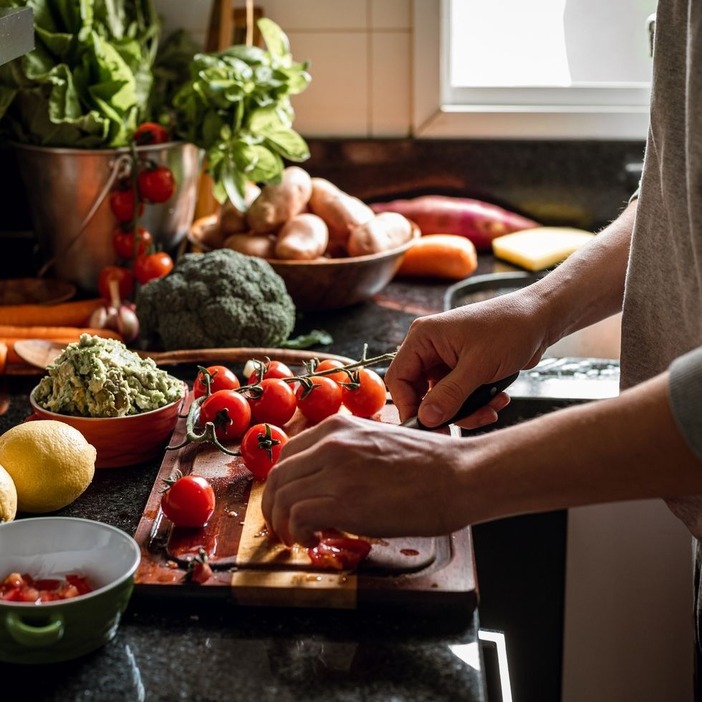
[412,0,652,140]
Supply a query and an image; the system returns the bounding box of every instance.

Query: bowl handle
[4,611,64,648]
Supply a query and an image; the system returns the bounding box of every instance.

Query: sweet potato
[308,178,375,254]
[246,166,312,234]
[347,212,414,257]
[370,195,539,251]
[396,234,478,280]
[274,213,329,261]
[223,232,277,259]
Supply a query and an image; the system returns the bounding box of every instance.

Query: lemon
[0,463,17,522]
[0,420,96,513]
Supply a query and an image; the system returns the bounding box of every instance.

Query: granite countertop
[0,273,495,702]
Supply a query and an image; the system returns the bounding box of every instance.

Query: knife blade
[400,371,520,431]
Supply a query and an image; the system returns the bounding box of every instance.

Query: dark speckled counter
[0,272,495,702]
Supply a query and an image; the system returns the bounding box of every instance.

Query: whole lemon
[0,420,96,513]
[0,464,17,523]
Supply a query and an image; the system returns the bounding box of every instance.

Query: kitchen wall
[152,0,412,138]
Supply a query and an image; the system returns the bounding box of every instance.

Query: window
[413,0,656,140]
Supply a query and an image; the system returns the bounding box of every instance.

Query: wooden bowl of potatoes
[188,167,419,310]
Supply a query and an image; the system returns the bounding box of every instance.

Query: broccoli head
[136,249,296,350]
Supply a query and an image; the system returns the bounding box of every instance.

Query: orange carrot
[0,342,6,374]
[0,298,105,328]
[395,234,478,280]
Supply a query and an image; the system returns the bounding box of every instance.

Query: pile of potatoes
[198,166,415,261]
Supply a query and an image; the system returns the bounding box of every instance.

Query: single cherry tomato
[133,121,170,145]
[246,359,295,384]
[112,225,153,260]
[187,549,213,584]
[341,367,387,418]
[193,365,241,399]
[314,359,349,384]
[98,265,134,302]
[247,378,297,426]
[296,375,343,424]
[161,474,216,527]
[240,423,289,480]
[138,165,176,203]
[199,389,251,441]
[134,251,174,285]
[307,529,372,571]
[109,183,144,222]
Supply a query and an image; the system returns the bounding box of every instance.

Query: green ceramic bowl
[0,517,141,664]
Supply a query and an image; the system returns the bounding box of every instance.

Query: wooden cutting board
[133,395,477,616]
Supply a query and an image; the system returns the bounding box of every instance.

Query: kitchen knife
[400,371,520,431]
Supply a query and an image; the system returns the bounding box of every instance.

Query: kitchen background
[0,2,694,701]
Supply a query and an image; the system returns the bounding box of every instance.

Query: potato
[308,177,374,254]
[246,166,312,234]
[347,212,414,257]
[274,213,329,261]
[219,183,262,236]
[223,232,277,259]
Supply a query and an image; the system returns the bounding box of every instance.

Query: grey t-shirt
[621,0,702,537]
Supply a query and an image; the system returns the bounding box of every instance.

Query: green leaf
[282,330,334,350]
[264,127,310,161]
[257,17,291,63]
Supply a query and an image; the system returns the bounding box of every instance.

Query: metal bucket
[13,141,202,292]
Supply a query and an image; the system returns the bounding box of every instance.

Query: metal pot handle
[37,153,133,278]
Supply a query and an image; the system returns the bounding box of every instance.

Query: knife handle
[400,371,520,431]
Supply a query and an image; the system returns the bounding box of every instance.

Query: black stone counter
[0,271,500,702]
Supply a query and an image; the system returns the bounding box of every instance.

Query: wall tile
[289,31,369,137]
[370,31,412,137]
[370,0,411,29]
[257,0,368,30]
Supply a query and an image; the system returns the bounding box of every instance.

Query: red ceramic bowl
[29,385,186,469]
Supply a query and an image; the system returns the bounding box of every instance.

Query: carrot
[0,342,6,375]
[0,328,123,366]
[0,298,106,328]
[395,234,478,280]
[371,195,539,251]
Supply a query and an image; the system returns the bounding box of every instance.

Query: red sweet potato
[370,195,539,251]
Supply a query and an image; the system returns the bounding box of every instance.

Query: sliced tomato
[307,529,372,571]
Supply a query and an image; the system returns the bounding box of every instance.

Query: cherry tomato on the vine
[296,375,342,424]
[193,365,241,399]
[240,423,289,480]
[161,474,215,527]
[98,265,134,302]
[199,389,251,441]
[109,184,143,222]
[246,359,294,385]
[138,165,175,203]
[341,368,387,418]
[134,251,174,285]
[314,359,350,384]
[247,378,297,426]
[112,225,153,260]
[133,122,170,146]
